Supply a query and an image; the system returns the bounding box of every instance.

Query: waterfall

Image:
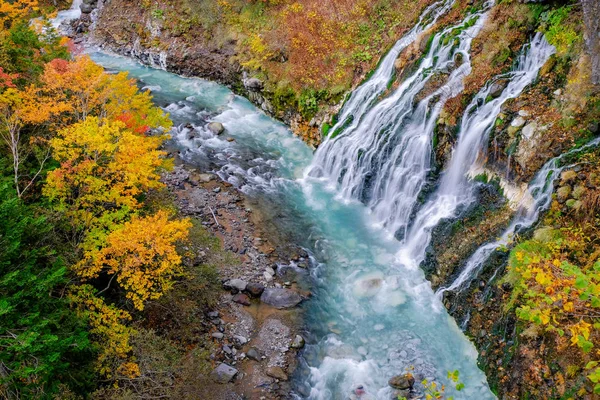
[397,33,555,269]
[332,0,455,130]
[50,0,83,29]
[436,136,600,299]
[308,2,492,238]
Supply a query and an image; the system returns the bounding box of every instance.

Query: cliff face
[581,0,599,84]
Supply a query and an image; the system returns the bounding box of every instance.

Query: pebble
[211,332,224,339]
[213,187,221,193]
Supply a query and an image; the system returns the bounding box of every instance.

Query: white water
[397,33,555,270]
[51,0,82,29]
[333,0,454,128]
[436,136,600,299]
[308,2,492,239]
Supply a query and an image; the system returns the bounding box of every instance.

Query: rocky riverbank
[163,162,310,399]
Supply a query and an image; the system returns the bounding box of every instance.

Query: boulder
[210,363,238,383]
[225,278,247,292]
[489,79,508,98]
[232,293,251,306]
[245,78,263,91]
[266,366,288,381]
[208,122,225,134]
[521,121,538,140]
[245,282,265,297]
[260,288,302,309]
[388,373,415,390]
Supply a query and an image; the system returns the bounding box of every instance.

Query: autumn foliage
[0,5,190,396]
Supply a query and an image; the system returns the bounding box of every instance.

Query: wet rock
[389,373,415,390]
[208,121,225,134]
[260,288,302,309]
[210,363,238,383]
[225,278,248,292]
[245,282,265,297]
[489,80,508,98]
[232,293,251,306]
[246,347,262,361]
[291,334,305,349]
[266,366,288,381]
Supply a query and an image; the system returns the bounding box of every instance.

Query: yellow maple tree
[44,116,170,235]
[80,211,191,310]
[0,0,39,28]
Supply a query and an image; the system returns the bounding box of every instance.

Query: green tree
[0,184,94,399]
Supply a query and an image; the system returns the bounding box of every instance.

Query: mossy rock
[560,170,577,183]
[565,199,582,210]
[556,185,572,203]
[572,185,586,200]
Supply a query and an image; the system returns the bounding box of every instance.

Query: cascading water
[308,2,492,239]
[332,0,454,130]
[436,136,600,299]
[50,0,82,29]
[397,33,556,270]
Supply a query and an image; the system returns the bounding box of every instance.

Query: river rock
[291,334,305,349]
[260,288,302,309]
[246,282,265,297]
[232,293,251,306]
[266,366,288,381]
[210,363,238,383]
[246,347,262,361]
[208,122,225,134]
[225,278,248,292]
[389,373,415,390]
